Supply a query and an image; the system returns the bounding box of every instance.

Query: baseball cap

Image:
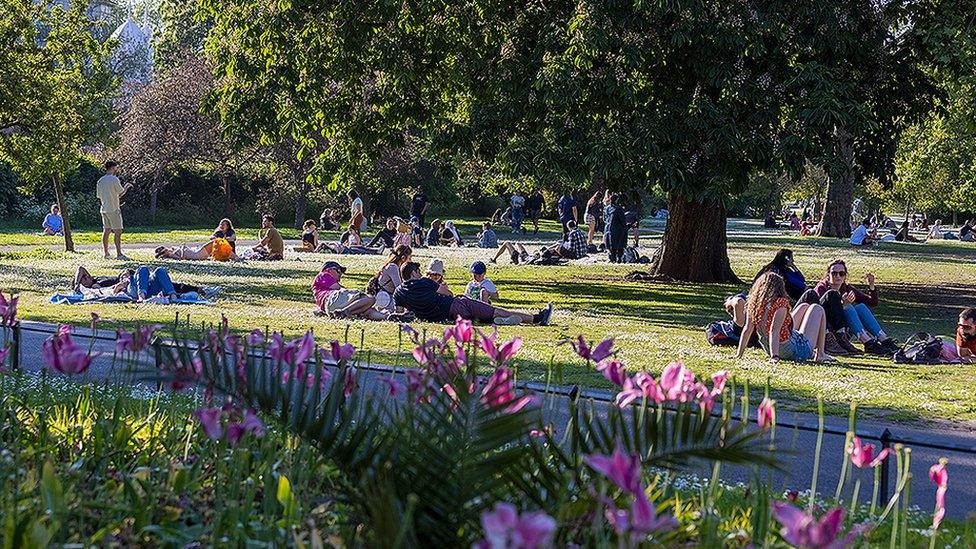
[470,261,487,275]
[427,259,446,276]
[322,260,347,274]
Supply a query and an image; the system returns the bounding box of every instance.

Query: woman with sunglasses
[803,259,898,356]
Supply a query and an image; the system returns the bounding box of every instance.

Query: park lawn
[1,218,975,424]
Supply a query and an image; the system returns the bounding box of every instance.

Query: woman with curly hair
[735,272,832,363]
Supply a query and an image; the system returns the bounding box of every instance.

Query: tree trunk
[294,180,309,229]
[150,166,164,220]
[221,174,233,217]
[818,126,855,237]
[52,174,74,252]
[649,194,739,283]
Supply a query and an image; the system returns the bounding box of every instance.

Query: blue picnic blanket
[50,293,213,305]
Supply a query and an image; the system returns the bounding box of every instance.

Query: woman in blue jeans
[127,266,178,301]
[803,259,898,356]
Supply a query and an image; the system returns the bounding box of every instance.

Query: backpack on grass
[893,332,943,364]
[705,320,761,348]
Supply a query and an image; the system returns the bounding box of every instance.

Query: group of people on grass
[724,248,974,364]
[311,246,553,326]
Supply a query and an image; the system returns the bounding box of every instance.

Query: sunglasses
[829,271,847,277]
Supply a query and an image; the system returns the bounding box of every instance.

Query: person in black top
[410,189,429,228]
[960,220,975,242]
[211,218,237,251]
[368,218,399,248]
[525,191,543,234]
[604,194,628,263]
[319,210,338,231]
[426,219,442,246]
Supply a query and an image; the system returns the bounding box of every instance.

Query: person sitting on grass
[426,219,443,246]
[735,272,833,363]
[465,261,498,304]
[849,218,876,247]
[312,260,411,321]
[753,249,806,300]
[211,218,237,251]
[802,259,898,356]
[295,219,319,252]
[956,307,976,364]
[441,220,464,246]
[789,212,801,231]
[42,204,64,236]
[319,209,339,231]
[393,261,553,326]
[252,214,285,260]
[477,222,499,249]
[895,220,921,243]
[928,219,944,240]
[491,220,588,264]
[367,245,413,312]
[367,217,399,248]
[317,225,385,255]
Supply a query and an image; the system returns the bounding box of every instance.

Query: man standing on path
[96,160,132,260]
[557,191,577,240]
[410,188,428,228]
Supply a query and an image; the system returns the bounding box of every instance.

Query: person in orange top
[956,308,976,363]
[735,272,833,363]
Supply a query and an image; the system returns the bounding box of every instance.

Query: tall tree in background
[0,0,116,251]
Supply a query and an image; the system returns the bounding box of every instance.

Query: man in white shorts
[96,160,132,260]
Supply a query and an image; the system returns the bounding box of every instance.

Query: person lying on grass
[72,265,206,301]
[735,272,833,363]
[316,225,386,255]
[312,260,412,321]
[956,307,976,364]
[801,259,898,356]
[393,261,552,326]
[491,220,588,264]
[156,235,240,262]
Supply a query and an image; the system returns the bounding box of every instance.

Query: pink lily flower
[226,409,265,445]
[478,329,523,366]
[116,325,158,354]
[757,397,776,430]
[329,340,356,362]
[247,329,265,346]
[475,502,556,549]
[848,437,889,468]
[282,332,316,366]
[379,376,404,398]
[401,324,421,344]
[584,442,642,494]
[90,312,101,332]
[929,460,948,529]
[194,407,224,440]
[597,358,628,387]
[710,370,729,396]
[343,367,357,397]
[562,335,616,363]
[614,376,643,408]
[42,327,94,375]
[633,372,666,403]
[447,317,474,343]
[0,346,10,372]
[771,502,868,549]
[481,367,534,413]
[659,362,689,401]
[0,291,18,326]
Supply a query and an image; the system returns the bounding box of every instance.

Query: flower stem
[809,395,824,510]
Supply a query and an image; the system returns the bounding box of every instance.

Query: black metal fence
[7,321,976,504]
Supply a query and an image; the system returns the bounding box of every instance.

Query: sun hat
[322,260,347,274]
[470,261,487,275]
[427,259,446,276]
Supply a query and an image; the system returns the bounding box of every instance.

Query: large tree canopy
[0,0,116,251]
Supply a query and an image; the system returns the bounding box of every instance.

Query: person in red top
[956,308,976,363]
[735,272,832,363]
[802,259,897,356]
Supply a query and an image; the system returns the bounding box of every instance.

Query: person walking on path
[96,160,132,260]
[510,192,526,234]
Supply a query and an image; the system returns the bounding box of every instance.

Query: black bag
[893,332,943,364]
[706,320,761,348]
[622,246,641,264]
[366,274,382,296]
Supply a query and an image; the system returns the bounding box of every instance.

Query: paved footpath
[10,321,976,519]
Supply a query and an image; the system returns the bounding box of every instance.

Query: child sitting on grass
[465,261,499,304]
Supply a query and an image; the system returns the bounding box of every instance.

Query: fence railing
[8,321,975,504]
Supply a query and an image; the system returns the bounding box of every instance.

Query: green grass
[2,218,975,423]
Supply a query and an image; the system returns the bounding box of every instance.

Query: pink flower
[343,367,357,397]
[659,362,689,401]
[447,317,474,343]
[116,325,158,354]
[475,502,556,549]
[758,397,776,430]
[633,372,665,403]
[246,329,265,346]
[0,346,10,372]
[848,437,889,469]
[597,359,628,387]
[710,370,729,396]
[380,376,404,398]
[194,407,224,440]
[630,489,678,535]
[329,340,356,362]
[283,332,316,366]
[0,291,18,326]
[90,312,101,332]
[771,502,868,549]
[929,461,948,529]
[614,376,643,408]
[42,327,94,375]
[584,442,642,494]
[226,409,265,445]
[481,367,534,413]
[401,324,420,344]
[478,330,523,366]
[562,336,616,363]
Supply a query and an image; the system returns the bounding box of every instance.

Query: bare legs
[73,266,94,292]
[492,242,529,263]
[587,219,597,245]
[792,302,830,361]
[333,295,388,321]
[102,228,111,258]
[160,242,213,260]
[490,306,534,324]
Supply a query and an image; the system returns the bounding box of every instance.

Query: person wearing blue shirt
[42,204,63,235]
[849,218,874,246]
[557,192,578,240]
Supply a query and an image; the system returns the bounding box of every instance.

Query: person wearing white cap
[394,261,552,326]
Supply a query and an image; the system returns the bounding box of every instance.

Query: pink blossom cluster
[116,324,159,354]
[474,502,556,549]
[771,502,869,549]
[194,404,265,445]
[42,325,96,375]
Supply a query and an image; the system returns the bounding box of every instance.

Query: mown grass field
[2,218,974,424]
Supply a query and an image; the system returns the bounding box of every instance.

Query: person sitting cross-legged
[312,260,411,321]
[42,204,64,236]
[393,261,552,326]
